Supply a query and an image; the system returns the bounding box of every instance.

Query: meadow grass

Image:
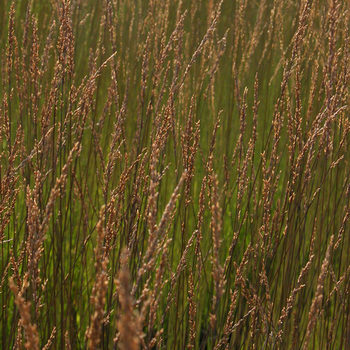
[1,0,350,349]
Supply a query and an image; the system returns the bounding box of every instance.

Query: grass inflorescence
[1,0,350,348]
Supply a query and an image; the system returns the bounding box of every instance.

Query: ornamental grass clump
[1,0,350,348]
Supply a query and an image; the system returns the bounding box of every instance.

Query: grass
[1,0,350,349]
